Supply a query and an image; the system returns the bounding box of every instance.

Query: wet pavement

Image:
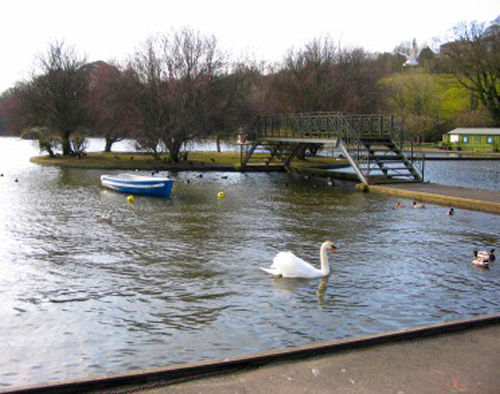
[369,183,500,214]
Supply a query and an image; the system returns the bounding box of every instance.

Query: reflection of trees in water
[267,175,378,247]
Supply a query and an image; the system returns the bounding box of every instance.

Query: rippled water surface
[0,137,499,388]
[425,160,500,191]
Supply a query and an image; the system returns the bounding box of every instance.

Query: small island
[29,148,350,174]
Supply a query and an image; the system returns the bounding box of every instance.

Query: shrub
[438,141,451,150]
[29,127,61,157]
[70,131,89,157]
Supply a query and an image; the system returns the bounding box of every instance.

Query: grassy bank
[30,147,500,173]
[29,150,346,171]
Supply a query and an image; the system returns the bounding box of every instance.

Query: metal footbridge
[241,112,425,185]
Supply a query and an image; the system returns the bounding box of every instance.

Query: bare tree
[270,36,340,112]
[85,61,137,152]
[162,28,225,160]
[268,36,383,114]
[204,61,262,151]
[20,41,89,155]
[127,28,250,162]
[440,18,500,125]
[0,87,25,135]
[126,37,169,158]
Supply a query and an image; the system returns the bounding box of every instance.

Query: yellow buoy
[217,192,226,199]
[127,195,135,203]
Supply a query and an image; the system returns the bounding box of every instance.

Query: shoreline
[4,314,500,394]
[29,149,500,171]
[29,151,344,172]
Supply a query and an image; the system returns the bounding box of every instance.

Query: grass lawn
[30,150,346,171]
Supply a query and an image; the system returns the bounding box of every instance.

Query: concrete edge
[3,314,500,394]
[368,185,500,214]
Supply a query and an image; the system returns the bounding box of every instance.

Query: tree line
[0,17,499,158]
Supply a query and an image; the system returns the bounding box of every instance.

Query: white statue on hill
[400,38,420,66]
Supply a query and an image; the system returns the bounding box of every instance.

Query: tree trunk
[165,139,183,163]
[104,138,114,152]
[296,145,308,160]
[61,130,73,156]
[170,142,182,163]
[487,101,500,127]
[216,134,221,153]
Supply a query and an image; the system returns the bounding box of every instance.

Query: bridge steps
[242,112,425,185]
[354,137,423,185]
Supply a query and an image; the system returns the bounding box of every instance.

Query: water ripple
[1,138,500,387]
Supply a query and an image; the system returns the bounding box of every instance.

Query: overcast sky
[1,0,499,92]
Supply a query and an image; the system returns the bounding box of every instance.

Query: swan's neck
[320,244,331,275]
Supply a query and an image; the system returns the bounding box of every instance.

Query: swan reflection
[317,277,329,303]
[270,276,330,303]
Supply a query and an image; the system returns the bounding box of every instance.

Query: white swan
[260,241,337,278]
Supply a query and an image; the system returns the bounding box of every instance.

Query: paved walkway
[369,183,500,214]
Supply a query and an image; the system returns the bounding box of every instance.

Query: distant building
[442,128,500,150]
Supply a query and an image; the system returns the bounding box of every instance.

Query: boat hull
[101,174,174,198]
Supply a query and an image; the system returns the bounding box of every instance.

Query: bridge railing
[255,112,398,139]
[251,112,425,181]
[256,112,340,139]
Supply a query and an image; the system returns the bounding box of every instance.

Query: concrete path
[369,183,500,214]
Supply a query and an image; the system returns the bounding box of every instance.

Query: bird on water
[472,249,495,267]
[413,201,426,209]
[260,241,337,279]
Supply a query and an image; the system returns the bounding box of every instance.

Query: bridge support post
[339,139,370,186]
[284,144,304,167]
[240,142,259,167]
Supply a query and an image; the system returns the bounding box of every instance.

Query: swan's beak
[331,245,338,253]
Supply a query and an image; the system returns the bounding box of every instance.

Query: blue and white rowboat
[101,174,174,198]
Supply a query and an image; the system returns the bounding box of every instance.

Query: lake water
[0,137,499,388]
